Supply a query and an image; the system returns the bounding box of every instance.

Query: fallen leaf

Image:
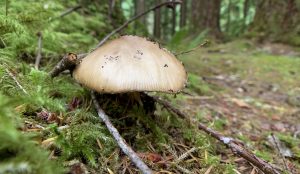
[271,122,286,132]
[107,168,114,174]
[141,153,163,163]
[68,97,82,111]
[231,98,251,109]
[42,136,57,148]
[14,104,26,113]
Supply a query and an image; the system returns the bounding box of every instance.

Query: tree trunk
[250,0,300,45]
[191,0,222,37]
[153,0,161,38]
[135,0,146,25]
[243,0,250,23]
[107,0,125,28]
[162,6,170,40]
[226,0,232,32]
[180,0,187,28]
[171,7,176,35]
[108,0,115,25]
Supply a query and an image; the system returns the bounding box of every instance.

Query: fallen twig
[5,68,28,94]
[91,91,153,174]
[49,53,78,78]
[271,133,289,172]
[50,1,181,78]
[50,4,82,21]
[175,40,209,56]
[34,32,43,69]
[94,0,182,49]
[148,94,281,174]
[174,147,198,164]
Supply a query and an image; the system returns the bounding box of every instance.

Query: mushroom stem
[50,53,78,78]
[91,91,153,174]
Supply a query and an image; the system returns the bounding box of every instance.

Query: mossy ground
[172,39,300,173]
[1,1,300,173]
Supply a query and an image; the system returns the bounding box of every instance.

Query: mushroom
[73,35,187,94]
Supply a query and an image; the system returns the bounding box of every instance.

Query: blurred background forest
[0,0,300,174]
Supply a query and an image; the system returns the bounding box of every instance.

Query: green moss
[188,73,215,95]
[0,94,64,174]
[254,150,273,162]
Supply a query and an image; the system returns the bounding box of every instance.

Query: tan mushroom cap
[73,35,187,93]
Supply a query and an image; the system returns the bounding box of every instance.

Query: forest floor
[168,39,300,173]
[2,38,300,174]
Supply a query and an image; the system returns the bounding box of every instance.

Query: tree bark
[250,0,300,45]
[153,0,161,38]
[135,0,146,25]
[226,0,232,32]
[191,0,222,37]
[107,0,125,28]
[180,0,187,28]
[171,7,176,35]
[243,0,250,23]
[162,6,170,40]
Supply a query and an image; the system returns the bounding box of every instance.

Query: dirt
[175,41,300,173]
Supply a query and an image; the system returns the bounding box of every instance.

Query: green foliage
[254,150,273,162]
[131,106,169,144]
[56,119,116,166]
[276,133,300,159]
[220,0,256,37]
[0,94,64,174]
[169,28,189,50]
[188,73,214,95]
[0,0,126,172]
[188,30,209,49]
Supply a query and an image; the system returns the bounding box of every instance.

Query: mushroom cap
[73,35,187,93]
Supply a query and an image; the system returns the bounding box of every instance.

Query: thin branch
[94,0,182,49]
[5,68,28,94]
[91,91,153,174]
[1,37,7,48]
[49,5,82,22]
[175,40,209,56]
[35,32,43,70]
[59,5,82,18]
[174,147,198,164]
[198,124,280,174]
[271,133,289,172]
[49,53,78,78]
[148,94,281,174]
[50,1,181,78]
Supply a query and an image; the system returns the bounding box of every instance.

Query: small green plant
[55,111,116,167]
[0,93,64,174]
[188,73,213,95]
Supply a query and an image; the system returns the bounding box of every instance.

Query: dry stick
[35,32,43,70]
[175,40,209,56]
[49,4,82,22]
[91,91,153,174]
[149,95,281,174]
[49,53,78,78]
[271,133,289,172]
[5,68,28,94]
[50,0,182,77]
[59,5,82,18]
[198,124,280,174]
[94,0,182,49]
